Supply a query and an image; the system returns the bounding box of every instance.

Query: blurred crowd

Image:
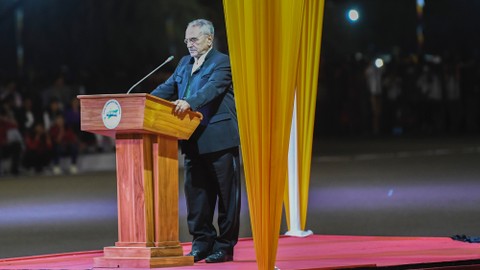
[0,74,112,177]
[3,50,480,176]
[317,51,480,137]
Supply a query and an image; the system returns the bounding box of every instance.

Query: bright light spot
[375,58,384,68]
[417,0,425,7]
[347,9,359,22]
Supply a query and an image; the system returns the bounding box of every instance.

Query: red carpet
[1,235,480,269]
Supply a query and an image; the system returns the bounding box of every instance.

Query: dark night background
[1,0,480,136]
[2,0,480,260]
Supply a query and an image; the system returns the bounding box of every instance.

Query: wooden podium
[77,93,202,268]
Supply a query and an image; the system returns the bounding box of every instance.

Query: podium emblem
[102,99,122,129]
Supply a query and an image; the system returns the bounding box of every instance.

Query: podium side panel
[153,136,180,245]
[115,134,155,247]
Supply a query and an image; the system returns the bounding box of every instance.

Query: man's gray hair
[188,19,215,37]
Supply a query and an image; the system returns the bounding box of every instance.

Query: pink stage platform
[1,235,480,270]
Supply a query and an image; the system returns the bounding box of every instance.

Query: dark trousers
[52,142,78,165]
[0,142,22,175]
[23,149,52,172]
[184,147,241,255]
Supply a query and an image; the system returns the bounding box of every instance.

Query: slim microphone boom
[126,55,174,94]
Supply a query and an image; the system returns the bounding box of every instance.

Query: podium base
[94,246,194,268]
[94,256,194,268]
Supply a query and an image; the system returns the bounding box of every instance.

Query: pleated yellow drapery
[223,1,305,269]
[284,0,325,231]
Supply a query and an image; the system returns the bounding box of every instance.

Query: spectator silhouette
[43,98,63,131]
[443,64,462,133]
[49,114,79,175]
[42,74,76,110]
[416,64,444,133]
[365,59,384,135]
[64,97,96,151]
[0,101,23,176]
[23,122,52,174]
[15,96,43,136]
[383,67,403,135]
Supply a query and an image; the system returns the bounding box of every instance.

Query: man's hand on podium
[173,99,191,116]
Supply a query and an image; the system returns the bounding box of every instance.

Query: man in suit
[150,19,241,263]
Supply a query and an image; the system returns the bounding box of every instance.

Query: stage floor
[1,235,480,270]
[2,137,480,269]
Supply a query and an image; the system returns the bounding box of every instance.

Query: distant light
[417,0,425,7]
[354,52,363,61]
[347,9,359,22]
[424,54,442,64]
[374,58,384,68]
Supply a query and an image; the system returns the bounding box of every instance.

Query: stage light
[374,58,384,68]
[347,9,359,23]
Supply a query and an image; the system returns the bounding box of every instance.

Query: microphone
[126,55,174,94]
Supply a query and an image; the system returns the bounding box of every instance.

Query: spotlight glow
[347,9,359,22]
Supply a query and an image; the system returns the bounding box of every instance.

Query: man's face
[184,26,212,59]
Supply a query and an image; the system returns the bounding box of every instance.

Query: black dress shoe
[186,249,209,262]
[205,250,233,263]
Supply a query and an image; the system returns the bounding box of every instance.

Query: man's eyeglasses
[184,35,205,45]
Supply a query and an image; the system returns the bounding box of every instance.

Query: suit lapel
[179,50,216,98]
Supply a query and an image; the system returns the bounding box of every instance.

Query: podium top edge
[77,93,148,99]
[77,93,203,120]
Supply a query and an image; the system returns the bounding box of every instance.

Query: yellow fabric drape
[284,0,325,231]
[223,1,305,269]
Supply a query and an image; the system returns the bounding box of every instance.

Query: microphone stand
[126,56,174,94]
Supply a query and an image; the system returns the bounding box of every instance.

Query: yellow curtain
[223,0,305,269]
[285,0,325,231]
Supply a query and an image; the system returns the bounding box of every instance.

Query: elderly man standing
[150,19,241,263]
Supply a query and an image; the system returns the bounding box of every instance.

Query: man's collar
[189,47,214,64]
